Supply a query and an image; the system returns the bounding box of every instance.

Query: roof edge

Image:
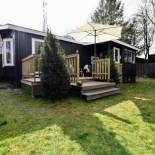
[0,24,87,45]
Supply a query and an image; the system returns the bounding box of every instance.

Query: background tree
[91,0,124,25]
[134,2,154,62]
[121,18,139,46]
[41,30,70,100]
[146,0,155,27]
[91,0,139,51]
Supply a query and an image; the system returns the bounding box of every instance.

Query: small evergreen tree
[41,31,70,99]
[110,56,119,84]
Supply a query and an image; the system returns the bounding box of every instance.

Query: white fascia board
[55,35,88,45]
[0,24,87,45]
[112,39,139,51]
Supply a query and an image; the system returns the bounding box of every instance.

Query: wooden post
[77,53,80,83]
[108,59,110,80]
[33,55,36,83]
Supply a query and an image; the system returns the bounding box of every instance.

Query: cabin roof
[110,39,139,51]
[0,24,139,51]
[0,24,88,45]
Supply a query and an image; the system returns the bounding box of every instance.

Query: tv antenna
[43,0,48,32]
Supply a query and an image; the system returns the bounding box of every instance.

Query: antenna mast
[43,0,48,32]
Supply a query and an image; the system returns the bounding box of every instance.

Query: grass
[0,78,155,155]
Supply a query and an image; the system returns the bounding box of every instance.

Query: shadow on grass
[101,111,132,124]
[134,99,155,124]
[0,92,132,155]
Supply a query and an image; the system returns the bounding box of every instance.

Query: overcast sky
[0,0,141,35]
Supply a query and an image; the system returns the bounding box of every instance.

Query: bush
[110,57,119,84]
[41,31,70,99]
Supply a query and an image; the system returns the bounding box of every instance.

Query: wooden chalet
[0,24,138,100]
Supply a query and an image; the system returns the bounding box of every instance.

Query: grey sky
[0,0,141,35]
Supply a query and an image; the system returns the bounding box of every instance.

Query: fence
[136,63,155,77]
[65,53,80,83]
[92,58,110,81]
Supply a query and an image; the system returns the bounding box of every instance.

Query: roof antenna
[43,0,48,32]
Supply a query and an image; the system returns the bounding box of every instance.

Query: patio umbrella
[68,23,122,56]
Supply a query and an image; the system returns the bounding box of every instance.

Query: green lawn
[0,78,155,155]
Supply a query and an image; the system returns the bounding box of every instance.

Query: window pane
[115,50,118,61]
[128,51,132,63]
[35,41,43,54]
[132,52,135,63]
[3,39,13,66]
[114,49,119,62]
[0,47,2,54]
[6,52,11,64]
[6,41,12,64]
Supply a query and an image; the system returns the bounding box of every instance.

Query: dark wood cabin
[0,24,138,87]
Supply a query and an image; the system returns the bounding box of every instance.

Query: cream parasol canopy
[68,22,122,56]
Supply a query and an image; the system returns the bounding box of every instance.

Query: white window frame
[113,47,120,64]
[0,35,3,55]
[32,38,44,54]
[132,52,136,64]
[128,50,133,63]
[2,38,14,67]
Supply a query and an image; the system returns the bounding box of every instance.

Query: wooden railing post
[108,59,110,80]
[33,55,36,83]
[77,54,80,83]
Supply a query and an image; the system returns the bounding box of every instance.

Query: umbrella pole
[94,30,97,57]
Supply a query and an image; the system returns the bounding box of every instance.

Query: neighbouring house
[148,54,155,63]
[0,24,138,88]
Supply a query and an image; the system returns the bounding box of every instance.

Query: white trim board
[0,24,88,46]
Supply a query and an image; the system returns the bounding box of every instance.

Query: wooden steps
[82,87,120,101]
[73,81,120,101]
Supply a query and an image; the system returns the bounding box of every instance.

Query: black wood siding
[59,40,91,68]
[0,30,16,84]
[14,31,44,87]
[0,28,137,86]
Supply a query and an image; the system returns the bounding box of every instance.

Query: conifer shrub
[110,56,120,84]
[41,31,70,99]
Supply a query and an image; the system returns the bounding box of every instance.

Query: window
[113,47,120,63]
[132,52,135,64]
[3,38,14,66]
[32,38,44,54]
[0,35,2,54]
[0,47,2,55]
[128,50,132,63]
[123,49,135,64]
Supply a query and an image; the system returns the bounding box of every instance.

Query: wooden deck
[21,54,120,100]
[21,78,120,100]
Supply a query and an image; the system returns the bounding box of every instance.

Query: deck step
[82,88,120,101]
[81,82,116,93]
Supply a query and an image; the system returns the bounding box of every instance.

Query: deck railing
[22,54,111,83]
[22,54,40,82]
[22,53,80,84]
[92,58,110,81]
[65,53,80,83]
